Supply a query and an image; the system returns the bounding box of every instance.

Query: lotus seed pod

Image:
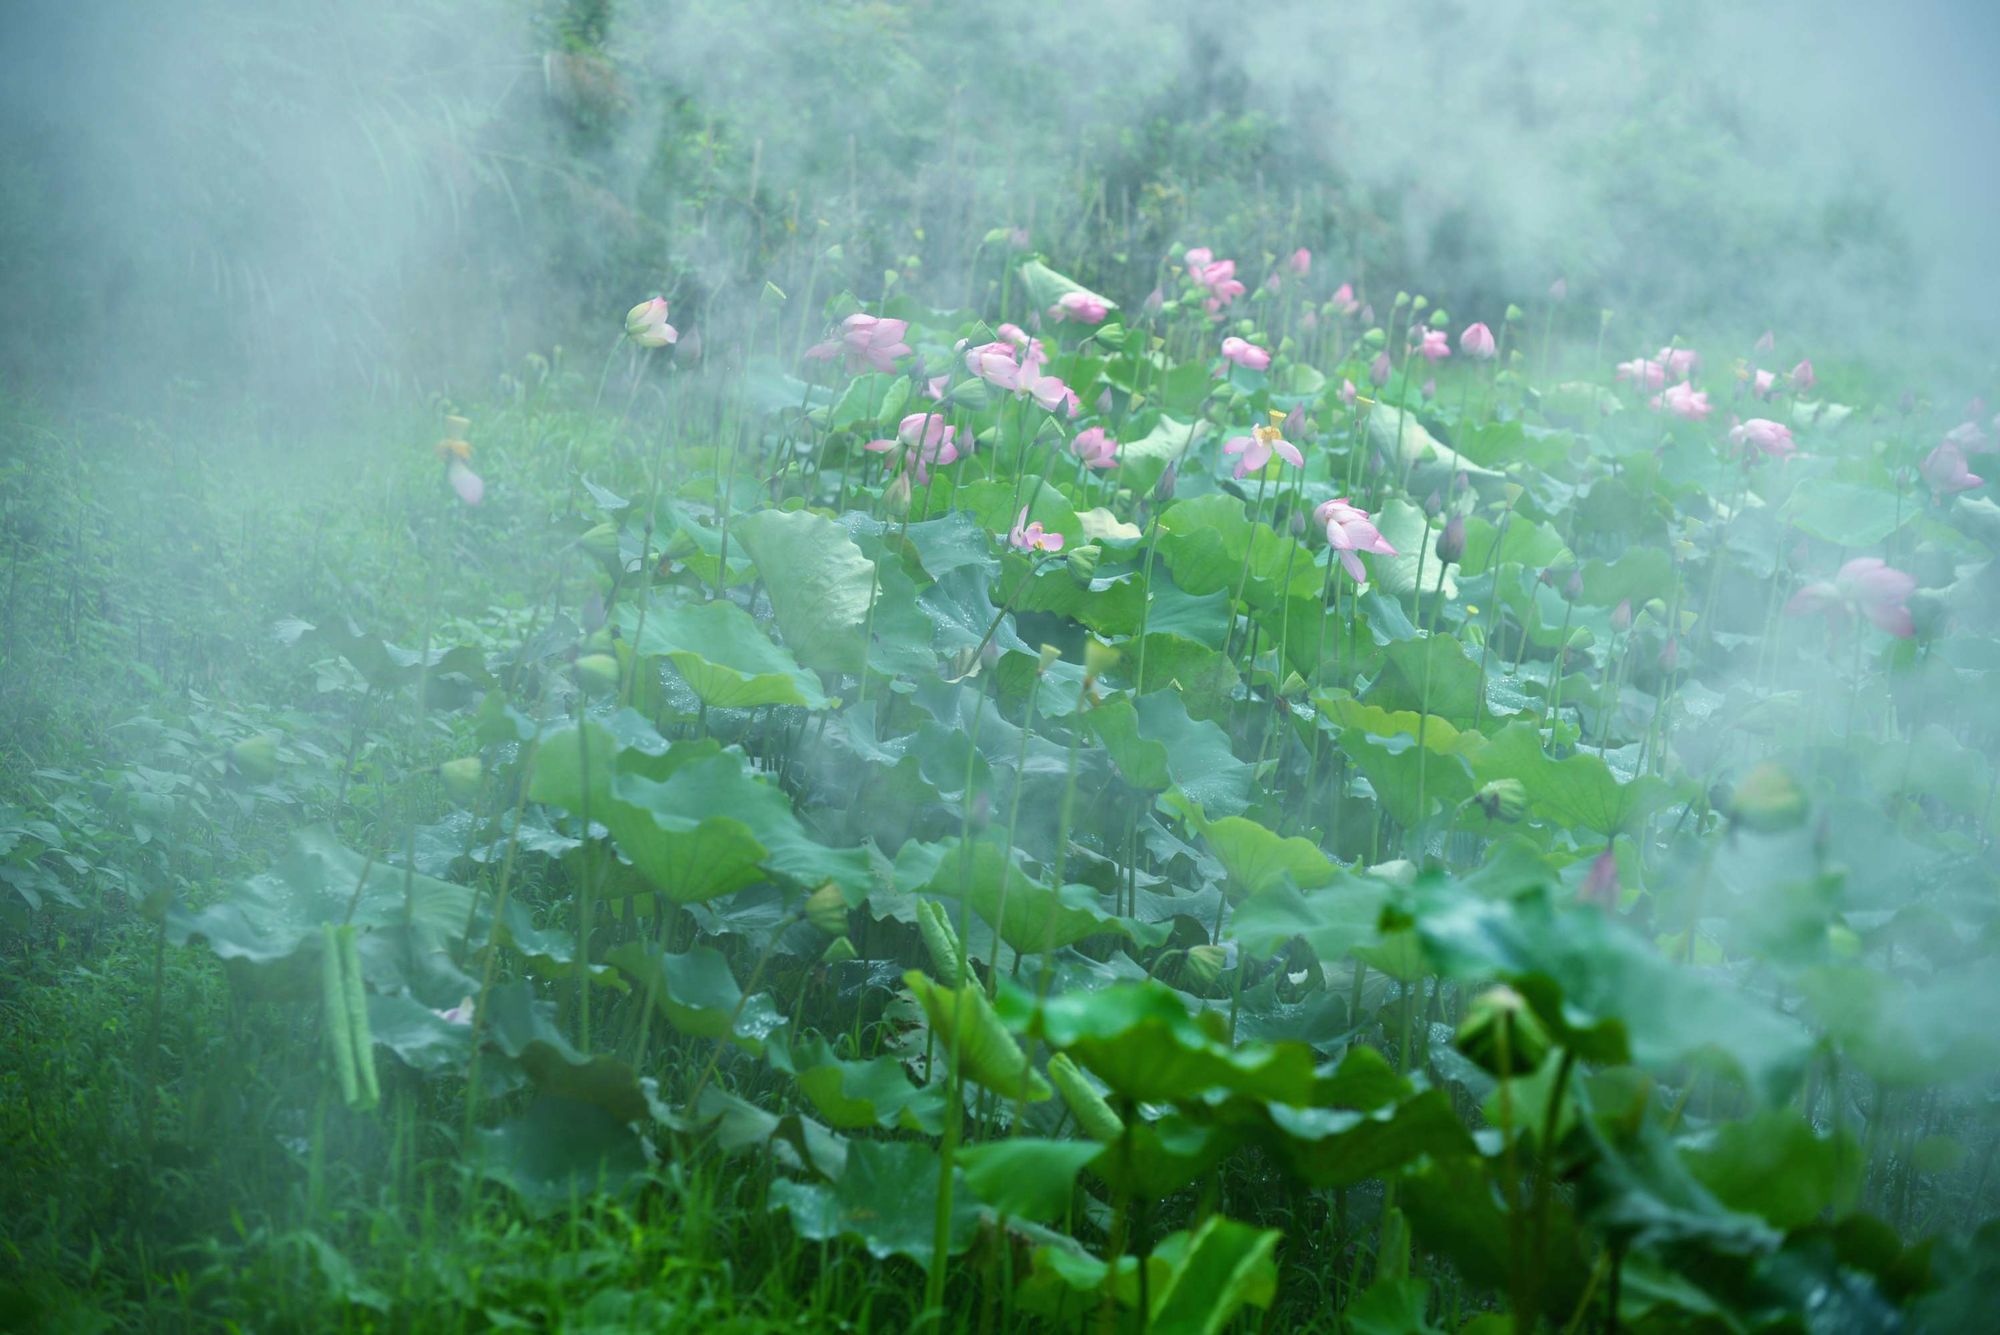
[1725,762,1808,833]
[1066,543,1102,584]
[230,733,279,782]
[1037,644,1063,675]
[1455,984,1552,1080]
[1474,778,1528,822]
[1083,638,1119,682]
[1048,1053,1124,1142]
[574,653,621,694]
[439,756,482,804]
[805,882,850,936]
[1183,943,1228,987]
[579,522,621,568]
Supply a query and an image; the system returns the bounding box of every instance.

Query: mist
[4,0,1997,416]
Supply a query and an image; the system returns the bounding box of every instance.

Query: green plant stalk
[990,676,1039,993]
[1412,559,1450,855]
[322,923,360,1108]
[463,733,545,1148]
[338,923,380,1109]
[1523,1048,1579,1334]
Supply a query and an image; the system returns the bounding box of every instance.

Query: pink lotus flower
[433,997,476,1026]
[1221,336,1271,371]
[1223,412,1303,479]
[997,323,1048,365]
[1315,497,1398,584]
[1288,247,1312,276]
[1729,417,1796,460]
[1790,359,1816,394]
[1787,557,1916,638]
[1052,291,1108,324]
[1008,508,1064,553]
[1031,376,1079,416]
[1656,346,1700,379]
[1651,381,1712,421]
[1460,322,1497,360]
[1580,849,1619,910]
[1920,439,1984,496]
[1194,259,1246,307]
[1616,358,1667,392]
[1751,368,1777,399]
[1184,247,1213,270]
[1332,282,1361,317]
[1340,378,1359,406]
[923,373,950,401]
[1414,328,1452,363]
[864,411,960,484]
[625,297,678,348]
[807,313,911,373]
[1944,420,1988,453]
[436,434,483,506]
[1370,351,1392,387]
[1070,426,1119,470]
[966,340,1026,390]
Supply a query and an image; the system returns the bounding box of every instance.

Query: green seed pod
[1455,984,1552,1080]
[337,925,380,1110]
[805,882,850,936]
[574,653,621,695]
[321,924,359,1108]
[439,756,483,805]
[1183,943,1228,987]
[229,733,280,782]
[1725,762,1808,833]
[579,522,622,570]
[915,899,965,988]
[1066,543,1103,584]
[1474,778,1529,823]
[1048,1053,1124,1142]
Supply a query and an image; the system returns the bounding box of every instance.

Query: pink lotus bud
[1659,636,1679,672]
[1095,386,1114,415]
[1053,291,1108,324]
[1460,322,1497,360]
[1421,376,1436,401]
[1611,599,1633,632]
[1370,351,1392,386]
[1549,278,1568,302]
[1435,514,1466,564]
[1920,440,1984,497]
[1283,403,1306,438]
[1790,359,1816,394]
[1333,282,1361,316]
[1414,328,1451,363]
[625,297,678,348]
[1650,382,1712,421]
[1580,848,1619,909]
[1220,336,1271,371]
[1288,247,1312,276]
[1340,378,1359,405]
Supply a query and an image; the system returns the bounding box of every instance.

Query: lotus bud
[1048,1053,1124,1142]
[579,521,622,569]
[1421,377,1436,401]
[885,469,913,516]
[1424,489,1443,518]
[1435,514,1467,565]
[806,882,851,936]
[1066,543,1103,584]
[229,733,279,782]
[1474,778,1528,822]
[1724,762,1808,833]
[439,756,482,804]
[1455,984,1551,1079]
[821,935,859,964]
[1183,944,1228,987]
[1155,463,1179,502]
[574,653,621,694]
[1370,351,1392,387]
[1611,598,1633,632]
[1563,569,1584,602]
[1658,636,1679,673]
[1096,386,1115,416]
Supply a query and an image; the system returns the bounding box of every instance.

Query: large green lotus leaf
[771,1139,981,1266]
[902,837,1159,956]
[1580,545,1676,608]
[1086,1115,1234,1199]
[1365,403,1502,480]
[952,477,1082,549]
[996,558,1144,636]
[1202,816,1336,900]
[1681,1110,1862,1230]
[1229,875,1388,966]
[1238,1091,1476,1188]
[532,723,871,901]
[1319,698,1480,829]
[273,617,492,695]
[1016,982,1318,1105]
[1363,634,1524,726]
[1343,1277,1443,1335]
[1118,415,1207,496]
[905,971,1052,1102]
[1156,494,1320,611]
[1457,512,1570,579]
[1399,1156,1590,1318]
[1794,962,2000,1086]
[1143,581,1232,648]
[169,825,473,968]
[1114,633,1240,719]
[789,1035,945,1134]
[1467,721,1676,836]
[615,596,828,710]
[1134,691,1252,816]
[477,980,659,1123]
[365,992,474,1073]
[825,371,911,434]
[1085,695,1170,791]
[1146,1215,1282,1335]
[1779,478,1907,548]
[693,1086,848,1181]
[732,508,877,674]
[474,1095,650,1212]
[1368,498,1459,600]
[605,941,786,1053]
[958,1138,1100,1223]
[1402,882,1813,1103]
